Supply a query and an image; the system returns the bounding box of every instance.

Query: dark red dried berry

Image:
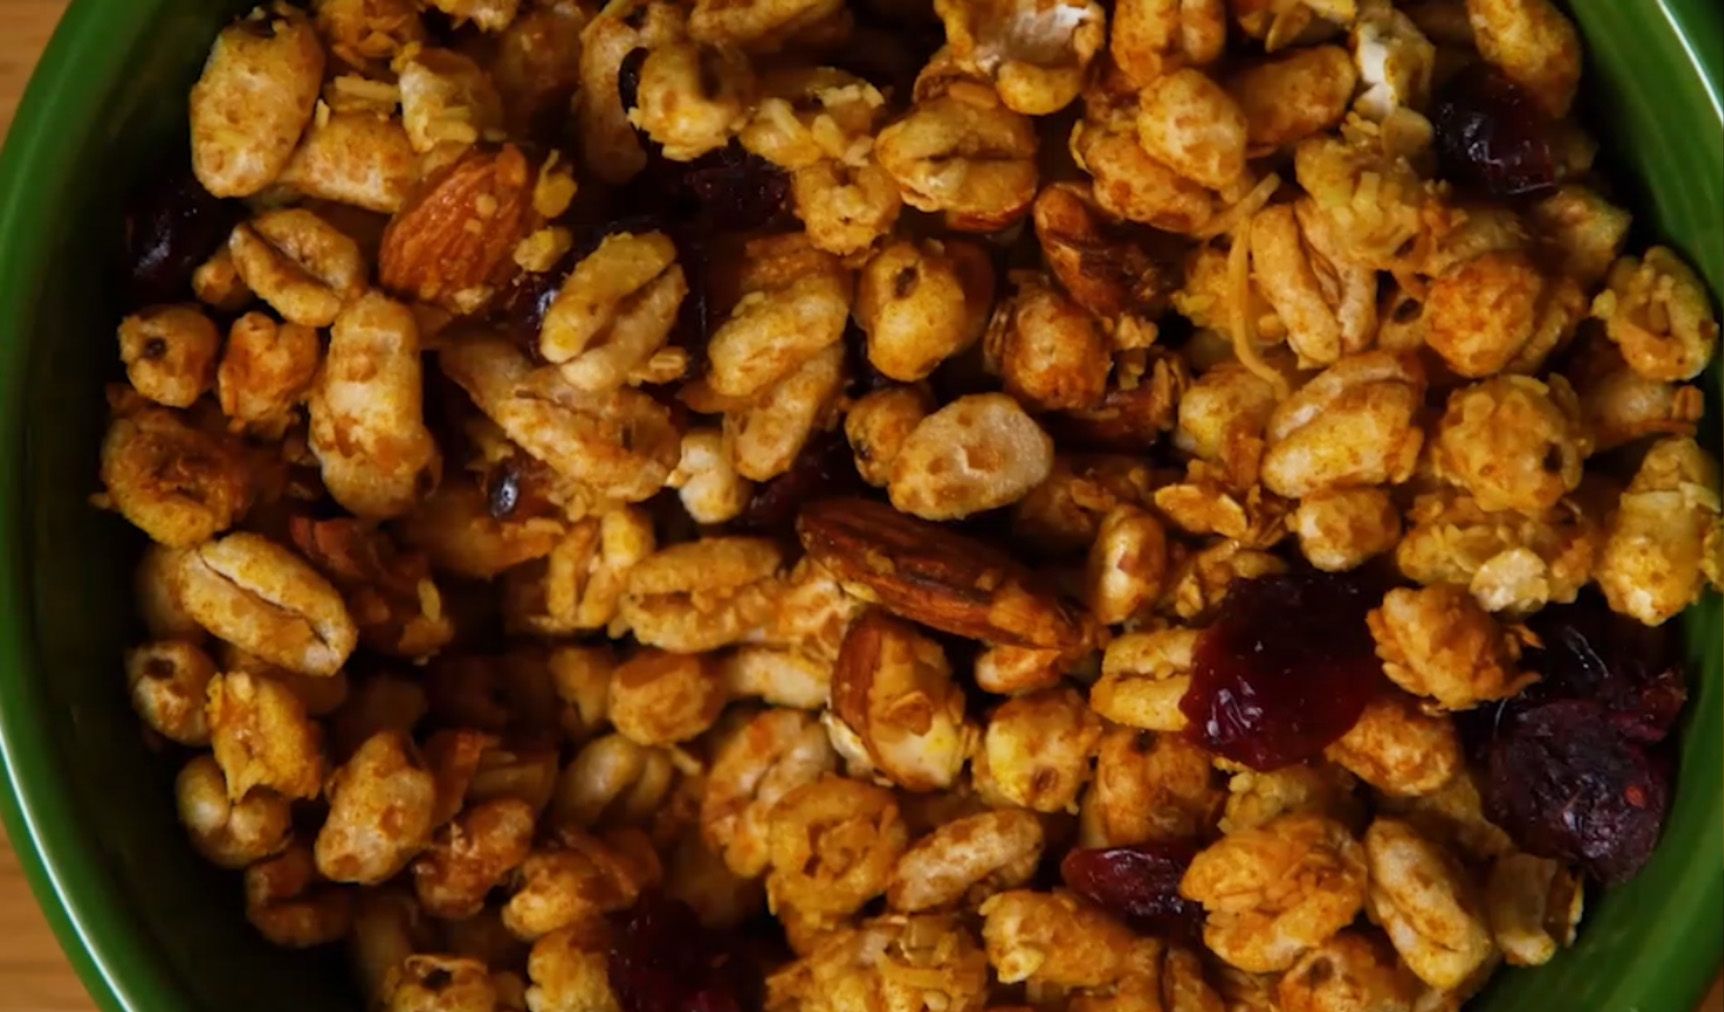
[1060,842,1203,936]
[1524,596,1687,743]
[1432,65,1561,197]
[732,429,863,533]
[608,895,759,1012]
[1482,699,1670,885]
[123,170,240,304]
[677,144,791,234]
[1180,572,1385,771]
[496,254,573,355]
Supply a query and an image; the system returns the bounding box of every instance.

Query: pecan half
[380,144,533,314]
[796,497,1090,649]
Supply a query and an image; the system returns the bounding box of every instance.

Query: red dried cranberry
[496,253,574,355]
[1432,65,1560,197]
[608,895,759,1012]
[1180,572,1385,771]
[677,144,791,234]
[123,170,240,304]
[1060,842,1203,936]
[732,430,862,533]
[1482,699,1670,885]
[1524,596,1687,743]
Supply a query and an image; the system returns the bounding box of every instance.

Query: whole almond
[380,144,533,314]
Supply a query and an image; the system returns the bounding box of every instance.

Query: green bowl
[0,0,1717,1009]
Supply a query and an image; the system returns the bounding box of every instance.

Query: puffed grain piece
[889,393,1055,520]
[1260,351,1425,499]
[412,797,537,919]
[1425,249,1585,378]
[245,841,353,948]
[887,810,1044,912]
[175,753,292,869]
[985,275,1110,413]
[176,532,358,677]
[1226,45,1356,150]
[1082,726,1221,846]
[857,239,994,382]
[1324,692,1462,798]
[381,954,498,1012]
[117,305,220,408]
[1276,931,1422,1012]
[687,0,844,51]
[1175,362,1281,487]
[875,85,1039,232]
[828,610,973,792]
[576,0,686,184]
[1485,853,1582,967]
[846,386,933,488]
[426,0,521,32]
[229,207,367,328]
[1084,504,1170,625]
[314,0,425,67]
[790,156,904,257]
[608,649,726,746]
[1219,763,1363,836]
[127,639,217,746]
[1090,627,1198,732]
[279,110,417,213]
[706,235,852,399]
[1568,340,1704,453]
[1596,436,1723,626]
[315,730,437,885]
[1135,67,1246,190]
[309,292,441,520]
[1250,202,1376,368]
[540,231,687,392]
[1069,90,1214,234]
[1465,0,1581,116]
[397,48,505,155]
[206,670,326,801]
[974,687,1103,813]
[702,708,837,877]
[551,732,677,830]
[1180,812,1368,973]
[397,480,565,581]
[504,829,661,939]
[135,546,203,641]
[440,336,678,502]
[1431,375,1589,515]
[218,312,321,439]
[1395,488,1598,615]
[765,774,908,920]
[719,646,829,710]
[1367,586,1533,709]
[99,406,253,548]
[1110,0,1225,86]
[938,0,1104,115]
[1292,487,1401,572]
[1363,818,1495,990]
[629,41,754,162]
[724,342,846,482]
[980,890,1138,988]
[190,8,326,197]
[766,913,991,1012]
[1161,540,1288,624]
[525,920,617,1012]
[619,537,783,652]
[1591,246,1720,383]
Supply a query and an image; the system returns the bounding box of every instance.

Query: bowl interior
[0,1,1717,1010]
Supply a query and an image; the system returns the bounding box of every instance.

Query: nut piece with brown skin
[1032,182,1180,324]
[798,497,1091,650]
[827,610,973,793]
[380,145,535,315]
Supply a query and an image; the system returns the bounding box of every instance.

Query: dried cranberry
[1524,596,1687,743]
[1482,700,1670,885]
[676,144,791,234]
[1060,842,1203,936]
[123,170,240,304]
[732,430,862,533]
[496,253,573,354]
[608,895,759,1012]
[1432,65,1560,197]
[1180,572,1385,771]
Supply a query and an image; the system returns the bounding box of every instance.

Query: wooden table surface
[0,0,1718,1009]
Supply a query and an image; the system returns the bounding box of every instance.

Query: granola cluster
[99,0,1719,1007]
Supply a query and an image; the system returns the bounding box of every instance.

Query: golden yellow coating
[1219,763,1363,836]
[1293,487,1402,572]
[1368,585,1534,709]
[1082,726,1222,846]
[986,274,1112,412]
[767,913,990,1012]
[1595,436,1723,626]
[702,708,837,877]
[1181,812,1368,973]
[245,841,353,948]
[765,774,908,920]
[190,7,326,197]
[888,809,1045,912]
[206,670,327,802]
[1091,627,1200,733]
[315,730,437,885]
[889,393,1055,520]
[877,85,1040,231]
[1591,247,1719,382]
[1485,853,1583,968]
[1261,352,1426,498]
[828,610,973,792]
[981,889,1140,988]
[1431,375,1589,515]
[127,639,217,746]
[975,687,1104,813]
[936,0,1106,115]
[618,536,783,652]
[1276,931,1423,1012]
[175,754,293,869]
[1363,818,1495,990]
[1324,691,1461,798]
[1395,488,1598,614]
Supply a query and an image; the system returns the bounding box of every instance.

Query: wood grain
[0,0,1718,1010]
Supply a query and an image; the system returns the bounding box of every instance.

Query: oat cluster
[96,0,1721,1008]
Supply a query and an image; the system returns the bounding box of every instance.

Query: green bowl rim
[0,1,1719,1010]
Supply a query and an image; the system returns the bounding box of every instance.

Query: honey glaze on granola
[90,0,1724,1007]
